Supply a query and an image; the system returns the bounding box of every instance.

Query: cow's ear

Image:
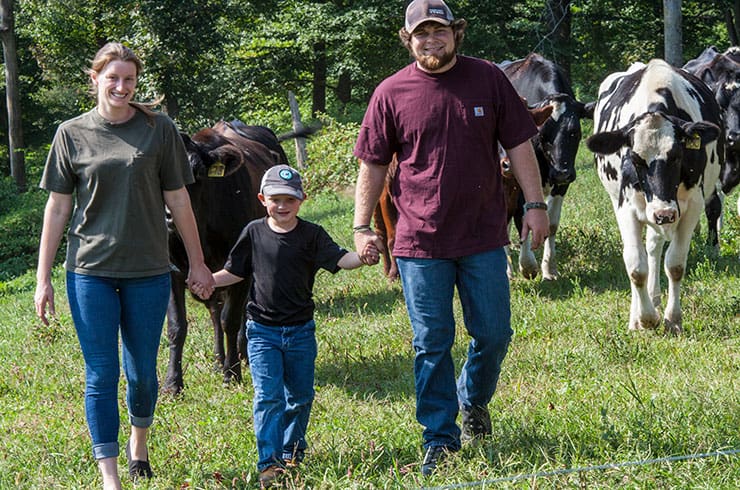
[586,130,630,155]
[580,101,596,120]
[530,104,553,126]
[210,145,246,178]
[680,121,720,149]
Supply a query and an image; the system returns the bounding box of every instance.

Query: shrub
[302,115,360,196]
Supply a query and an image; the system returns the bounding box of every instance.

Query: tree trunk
[311,41,326,117]
[0,0,26,193]
[663,0,683,66]
[727,1,740,45]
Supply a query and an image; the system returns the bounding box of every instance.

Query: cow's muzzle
[654,208,678,225]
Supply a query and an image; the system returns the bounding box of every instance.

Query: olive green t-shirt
[40,107,194,278]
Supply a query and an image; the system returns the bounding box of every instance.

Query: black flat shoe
[126,440,153,479]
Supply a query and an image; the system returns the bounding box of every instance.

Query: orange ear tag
[208,162,226,177]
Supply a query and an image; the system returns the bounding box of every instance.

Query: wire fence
[421,448,740,489]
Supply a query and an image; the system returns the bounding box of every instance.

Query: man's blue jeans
[396,248,513,450]
[66,271,170,460]
[247,319,317,471]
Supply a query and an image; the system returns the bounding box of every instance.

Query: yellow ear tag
[208,162,226,177]
[685,134,701,150]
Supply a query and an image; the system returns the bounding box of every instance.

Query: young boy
[195,164,377,488]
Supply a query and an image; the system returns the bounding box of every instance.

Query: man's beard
[415,50,455,71]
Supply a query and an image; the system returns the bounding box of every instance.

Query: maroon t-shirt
[354,55,538,259]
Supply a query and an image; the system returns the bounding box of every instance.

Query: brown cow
[373,103,553,282]
[164,121,314,394]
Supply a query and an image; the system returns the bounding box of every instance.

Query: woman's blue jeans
[66,271,170,460]
[396,248,513,450]
[247,319,317,471]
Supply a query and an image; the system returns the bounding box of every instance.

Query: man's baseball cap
[405,0,454,34]
[260,164,305,200]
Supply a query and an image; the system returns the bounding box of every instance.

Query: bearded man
[352,0,549,476]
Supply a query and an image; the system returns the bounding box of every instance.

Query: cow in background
[372,103,554,282]
[587,59,722,334]
[164,121,313,394]
[501,53,594,279]
[683,46,740,241]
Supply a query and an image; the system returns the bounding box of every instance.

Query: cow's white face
[628,115,682,228]
[549,99,566,122]
[631,114,676,162]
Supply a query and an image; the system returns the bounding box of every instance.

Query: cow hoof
[162,379,184,396]
[663,319,682,335]
[542,271,559,281]
[223,366,243,386]
[520,267,539,280]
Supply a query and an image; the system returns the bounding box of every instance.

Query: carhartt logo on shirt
[474,106,485,117]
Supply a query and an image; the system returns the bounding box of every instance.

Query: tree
[664,0,683,66]
[0,0,25,192]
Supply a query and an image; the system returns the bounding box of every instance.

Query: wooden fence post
[288,91,307,169]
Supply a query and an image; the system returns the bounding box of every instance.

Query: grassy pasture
[1,148,739,489]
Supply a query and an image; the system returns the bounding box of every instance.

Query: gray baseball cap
[405,0,454,34]
[260,164,305,200]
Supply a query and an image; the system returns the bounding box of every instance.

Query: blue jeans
[66,271,170,460]
[396,248,512,450]
[247,319,317,471]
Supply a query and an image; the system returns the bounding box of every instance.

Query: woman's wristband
[353,224,372,233]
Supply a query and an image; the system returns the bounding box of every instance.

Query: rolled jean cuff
[130,413,154,428]
[92,441,119,460]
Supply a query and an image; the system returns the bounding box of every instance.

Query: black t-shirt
[224,217,348,326]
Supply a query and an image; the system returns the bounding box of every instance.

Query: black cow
[500,53,594,279]
[587,59,722,334]
[164,121,312,394]
[683,46,740,239]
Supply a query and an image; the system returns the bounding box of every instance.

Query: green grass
[1,154,740,489]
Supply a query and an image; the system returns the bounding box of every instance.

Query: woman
[34,42,213,489]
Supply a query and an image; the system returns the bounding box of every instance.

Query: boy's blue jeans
[396,248,513,451]
[247,319,317,471]
[66,271,170,460]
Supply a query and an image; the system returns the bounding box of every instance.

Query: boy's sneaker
[421,445,452,476]
[259,465,285,489]
[460,404,492,443]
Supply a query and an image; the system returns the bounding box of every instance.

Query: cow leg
[662,201,702,334]
[206,296,226,371]
[163,271,188,394]
[221,280,249,385]
[704,191,722,254]
[541,194,564,280]
[645,227,665,310]
[617,212,660,331]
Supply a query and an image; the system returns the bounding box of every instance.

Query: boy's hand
[189,281,213,300]
[361,242,380,265]
[355,229,383,265]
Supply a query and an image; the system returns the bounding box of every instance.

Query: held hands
[187,262,215,300]
[362,242,380,266]
[354,228,384,266]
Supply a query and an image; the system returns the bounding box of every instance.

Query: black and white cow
[587,59,723,334]
[500,53,594,279]
[683,46,740,231]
